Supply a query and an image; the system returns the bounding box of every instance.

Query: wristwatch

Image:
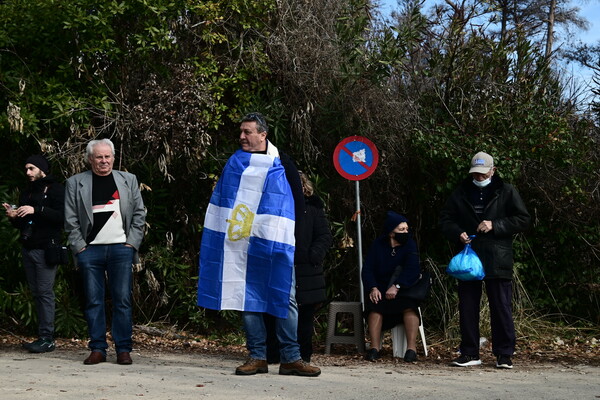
[395,284,401,289]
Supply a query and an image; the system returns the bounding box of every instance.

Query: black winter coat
[11,175,65,249]
[294,195,333,305]
[439,176,530,279]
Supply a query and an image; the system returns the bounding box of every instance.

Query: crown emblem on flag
[227,203,255,241]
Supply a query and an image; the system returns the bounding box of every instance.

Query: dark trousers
[458,279,515,357]
[297,304,316,362]
[22,248,57,340]
[265,303,317,363]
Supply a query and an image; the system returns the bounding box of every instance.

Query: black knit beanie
[383,211,408,234]
[25,155,50,174]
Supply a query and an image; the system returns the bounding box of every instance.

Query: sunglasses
[243,112,267,127]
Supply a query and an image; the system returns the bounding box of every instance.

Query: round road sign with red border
[333,136,379,181]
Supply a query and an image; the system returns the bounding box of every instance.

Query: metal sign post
[333,136,379,306]
[355,180,364,304]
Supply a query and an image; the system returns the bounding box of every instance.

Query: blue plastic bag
[446,240,485,281]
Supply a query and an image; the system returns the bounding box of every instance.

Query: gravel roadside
[1,344,599,400]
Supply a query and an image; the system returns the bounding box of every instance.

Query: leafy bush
[1,0,598,340]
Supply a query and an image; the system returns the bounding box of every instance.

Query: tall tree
[545,0,557,58]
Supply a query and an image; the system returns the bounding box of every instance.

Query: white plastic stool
[392,307,428,357]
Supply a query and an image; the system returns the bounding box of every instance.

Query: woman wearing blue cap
[361,211,422,362]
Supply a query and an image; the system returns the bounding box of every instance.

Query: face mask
[473,177,491,188]
[394,232,409,245]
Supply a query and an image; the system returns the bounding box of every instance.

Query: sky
[577,1,600,44]
[379,0,600,45]
[378,0,600,101]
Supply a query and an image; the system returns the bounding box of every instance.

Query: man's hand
[477,220,493,234]
[2,203,17,218]
[369,287,382,304]
[385,285,399,300]
[15,205,34,218]
[459,232,472,244]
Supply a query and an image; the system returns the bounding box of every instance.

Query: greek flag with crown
[197,145,295,319]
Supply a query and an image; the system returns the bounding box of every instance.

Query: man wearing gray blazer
[64,138,145,365]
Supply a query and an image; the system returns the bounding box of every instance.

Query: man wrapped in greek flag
[197,112,321,377]
[197,147,295,319]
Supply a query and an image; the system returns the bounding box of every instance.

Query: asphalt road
[1,348,599,400]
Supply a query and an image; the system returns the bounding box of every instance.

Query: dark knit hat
[25,155,50,174]
[383,211,408,234]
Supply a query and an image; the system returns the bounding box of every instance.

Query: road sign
[333,136,379,181]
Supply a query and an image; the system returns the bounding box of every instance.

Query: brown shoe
[235,359,268,375]
[117,352,133,365]
[279,360,321,377]
[84,351,106,365]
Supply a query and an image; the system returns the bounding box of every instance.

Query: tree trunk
[545,0,557,58]
[500,0,509,44]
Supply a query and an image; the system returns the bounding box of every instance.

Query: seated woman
[361,211,422,362]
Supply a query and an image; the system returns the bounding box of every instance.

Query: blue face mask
[473,177,492,188]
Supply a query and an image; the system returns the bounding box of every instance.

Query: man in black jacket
[440,151,530,369]
[3,155,65,353]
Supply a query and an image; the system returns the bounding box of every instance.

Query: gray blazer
[64,170,146,260]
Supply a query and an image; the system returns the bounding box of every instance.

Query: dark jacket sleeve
[309,205,333,265]
[492,183,531,237]
[279,152,305,220]
[361,240,380,291]
[439,187,467,245]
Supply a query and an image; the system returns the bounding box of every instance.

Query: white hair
[86,139,115,159]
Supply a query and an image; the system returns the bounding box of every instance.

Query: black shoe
[365,348,380,362]
[28,338,55,353]
[496,354,513,369]
[451,354,481,367]
[403,349,417,362]
[22,340,36,350]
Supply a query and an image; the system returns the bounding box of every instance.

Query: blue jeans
[242,277,301,364]
[77,244,134,355]
[22,248,57,340]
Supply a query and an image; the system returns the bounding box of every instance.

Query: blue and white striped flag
[197,145,295,319]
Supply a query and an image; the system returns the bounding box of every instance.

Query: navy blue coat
[361,235,421,293]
